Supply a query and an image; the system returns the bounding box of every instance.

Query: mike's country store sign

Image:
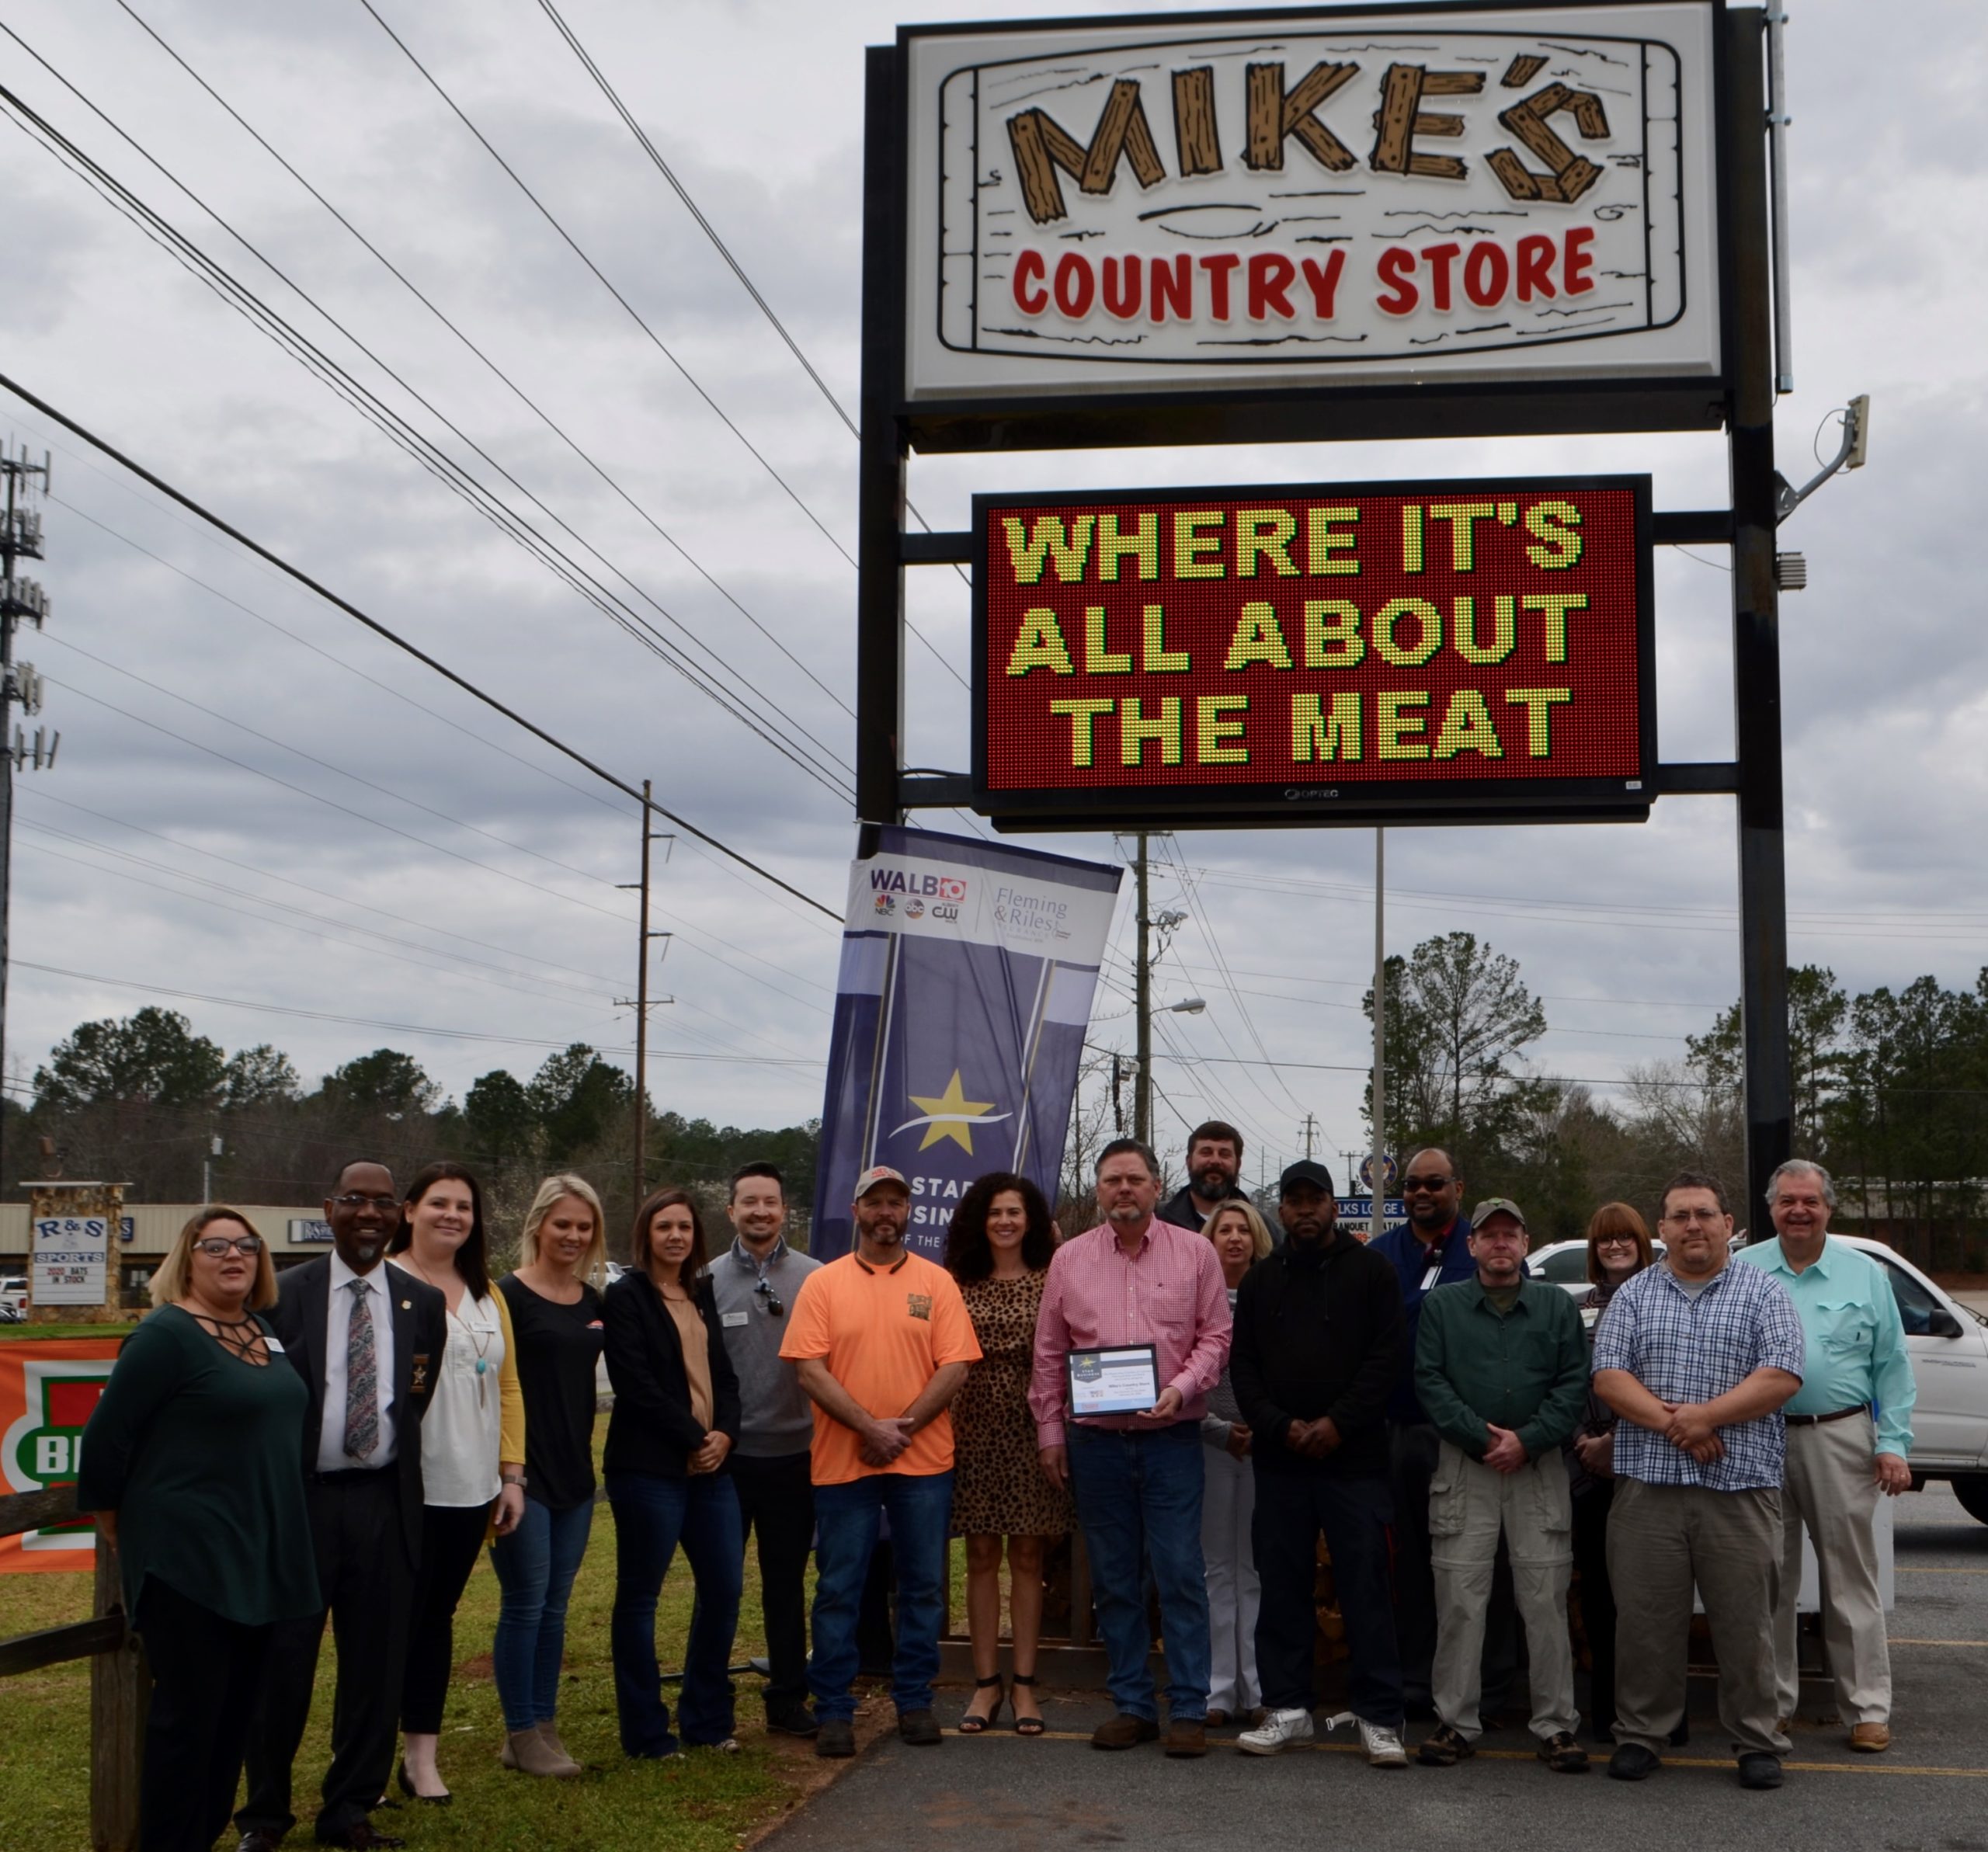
[972,474,1653,823]
[902,4,1720,405]
[0,1339,120,1572]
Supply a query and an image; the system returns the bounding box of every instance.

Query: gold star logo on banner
[903,1071,998,1153]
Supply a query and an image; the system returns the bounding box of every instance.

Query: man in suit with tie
[238,1160,447,1851]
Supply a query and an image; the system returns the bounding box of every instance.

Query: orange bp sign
[0,1338,120,1572]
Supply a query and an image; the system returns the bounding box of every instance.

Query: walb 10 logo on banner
[971,474,1653,826]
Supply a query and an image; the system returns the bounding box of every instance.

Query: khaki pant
[1429,1440,1576,1743]
[1775,1411,1890,1725]
[1608,1478,1788,1759]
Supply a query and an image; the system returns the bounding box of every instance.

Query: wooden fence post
[89,1540,148,1852]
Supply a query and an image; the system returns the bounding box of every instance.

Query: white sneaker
[1357,1718,1409,1767]
[1237,1708,1315,1756]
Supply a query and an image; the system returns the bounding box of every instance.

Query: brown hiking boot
[1163,1720,1207,1758]
[1091,1713,1161,1750]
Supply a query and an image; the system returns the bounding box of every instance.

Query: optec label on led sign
[972,476,1653,822]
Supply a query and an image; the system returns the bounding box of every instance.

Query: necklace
[406,1254,495,1407]
[185,1305,269,1366]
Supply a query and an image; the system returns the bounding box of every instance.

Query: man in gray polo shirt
[711,1161,822,1737]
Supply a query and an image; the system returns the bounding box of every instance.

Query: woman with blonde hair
[491,1174,608,1777]
[1201,1198,1275,1726]
[77,1209,319,1852]
[386,1162,527,1802]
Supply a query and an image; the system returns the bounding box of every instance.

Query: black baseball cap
[1279,1159,1336,1196]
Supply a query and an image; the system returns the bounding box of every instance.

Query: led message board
[900,2,1722,442]
[972,475,1653,826]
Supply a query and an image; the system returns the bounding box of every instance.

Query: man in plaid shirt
[1592,1170,1804,1791]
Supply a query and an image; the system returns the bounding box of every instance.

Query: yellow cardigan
[492,1280,527,1470]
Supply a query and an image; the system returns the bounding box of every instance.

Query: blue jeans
[809,1471,952,1721]
[1069,1421,1210,1722]
[490,1496,594,1732]
[606,1470,745,1755]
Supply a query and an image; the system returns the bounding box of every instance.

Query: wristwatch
[501,1472,527,1489]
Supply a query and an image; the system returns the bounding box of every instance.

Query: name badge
[721,1311,749,1328]
[264,1337,285,1353]
[1420,1263,1443,1293]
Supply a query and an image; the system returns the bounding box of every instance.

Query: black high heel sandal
[958,1674,1006,1733]
[398,1759,452,1805]
[1011,1673,1045,1736]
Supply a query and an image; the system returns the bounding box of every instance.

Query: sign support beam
[1726,6,1793,1226]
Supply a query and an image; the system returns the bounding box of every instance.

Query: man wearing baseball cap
[1232,1160,1410,1767]
[781,1166,980,1756]
[1413,1197,1590,1774]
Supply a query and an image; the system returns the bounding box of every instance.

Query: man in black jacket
[237,1161,447,1852]
[1232,1160,1408,1768]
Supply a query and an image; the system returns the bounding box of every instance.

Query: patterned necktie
[344,1278,380,1461]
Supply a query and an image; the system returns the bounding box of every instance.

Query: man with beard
[1232,1161,1408,1767]
[1594,1171,1805,1790]
[1157,1121,1250,1234]
[237,1161,447,1852]
[781,1166,978,1758]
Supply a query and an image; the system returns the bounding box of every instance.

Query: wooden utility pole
[615,783,673,1209]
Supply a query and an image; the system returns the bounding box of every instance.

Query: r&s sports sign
[972,474,1653,825]
[898,3,1722,436]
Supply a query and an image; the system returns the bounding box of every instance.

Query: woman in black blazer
[603,1187,744,1757]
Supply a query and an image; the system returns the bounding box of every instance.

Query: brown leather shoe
[1090,1713,1161,1750]
[1851,1722,1890,1753]
[1163,1720,1208,1758]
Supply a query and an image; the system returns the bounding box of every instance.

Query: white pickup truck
[1528,1233,1988,1521]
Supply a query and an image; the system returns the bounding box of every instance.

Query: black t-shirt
[499,1274,605,1512]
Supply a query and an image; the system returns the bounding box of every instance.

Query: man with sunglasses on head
[709,1161,822,1739]
[238,1160,447,1852]
[1367,1148,1483,1717]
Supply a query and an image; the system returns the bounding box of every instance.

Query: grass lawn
[0,1499,878,1852]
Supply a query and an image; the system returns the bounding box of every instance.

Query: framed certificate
[1067,1343,1160,1418]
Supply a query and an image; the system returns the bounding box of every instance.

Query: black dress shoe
[1607,1743,1661,1781]
[237,1834,283,1852]
[766,1707,820,1739]
[316,1826,405,1850]
[1737,1752,1783,1790]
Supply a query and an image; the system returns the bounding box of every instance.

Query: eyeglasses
[1400,1175,1455,1194]
[193,1235,263,1257]
[1594,1235,1639,1249]
[754,1277,784,1318]
[330,1194,401,1214]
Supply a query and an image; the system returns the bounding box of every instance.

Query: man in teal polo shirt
[1412,1197,1590,1773]
[1736,1160,1914,1753]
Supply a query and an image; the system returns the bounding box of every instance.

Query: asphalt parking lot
[764,1482,1988,1852]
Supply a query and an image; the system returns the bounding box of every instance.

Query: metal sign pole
[1726,7,1793,1225]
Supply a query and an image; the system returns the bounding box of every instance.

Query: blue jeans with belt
[606,1469,745,1754]
[1069,1420,1210,1722]
[808,1470,953,1721]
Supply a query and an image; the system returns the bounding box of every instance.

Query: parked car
[0,1274,26,1312]
[1530,1234,1988,1521]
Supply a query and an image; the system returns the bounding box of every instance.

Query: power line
[15,958,815,1064]
[356,0,857,572]
[0,370,838,919]
[106,0,860,727]
[0,62,855,800]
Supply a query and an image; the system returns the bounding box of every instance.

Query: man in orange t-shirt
[780,1166,979,1756]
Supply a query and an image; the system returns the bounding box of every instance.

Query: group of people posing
[74,1121,1914,1851]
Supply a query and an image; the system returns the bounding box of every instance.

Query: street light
[1166,998,1206,1015]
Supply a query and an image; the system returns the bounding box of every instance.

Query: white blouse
[396,1263,505,1509]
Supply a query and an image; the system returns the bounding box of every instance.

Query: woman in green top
[78,1207,319,1852]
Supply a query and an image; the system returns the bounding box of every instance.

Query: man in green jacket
[1413,1197,1590,1774]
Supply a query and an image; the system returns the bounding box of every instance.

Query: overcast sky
[0,0,1980,1188]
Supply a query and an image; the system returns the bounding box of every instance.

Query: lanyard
[1418,1243,1448,1294]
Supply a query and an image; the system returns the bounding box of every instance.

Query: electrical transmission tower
[1,440,58,1171]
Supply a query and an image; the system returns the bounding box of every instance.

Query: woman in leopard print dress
[946,1171,1069,1734]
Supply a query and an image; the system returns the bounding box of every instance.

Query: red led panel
[971,475,1654,827]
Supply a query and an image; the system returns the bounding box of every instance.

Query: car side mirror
[1928,1307,1964,1339]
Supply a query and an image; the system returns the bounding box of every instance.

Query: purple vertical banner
[810,826,1122,1262]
